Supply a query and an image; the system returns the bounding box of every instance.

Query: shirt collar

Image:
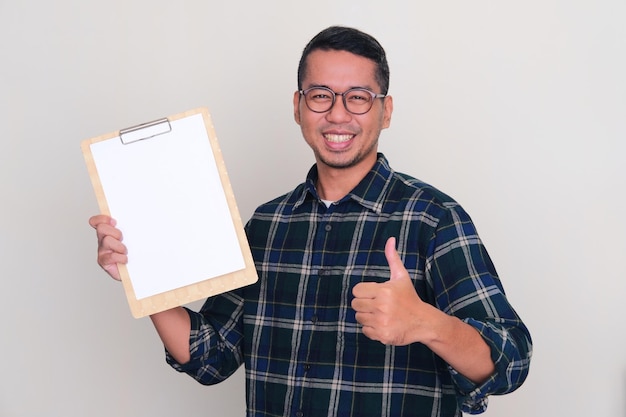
[294,153,393,214]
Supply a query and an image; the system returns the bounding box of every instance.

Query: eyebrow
[305,83,377,92]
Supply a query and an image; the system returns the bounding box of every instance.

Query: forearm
[423,306,495,384]
[150,307,191,364]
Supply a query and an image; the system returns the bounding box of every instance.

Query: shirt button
[324,224,332,232]
[296,411,304,417]
[311,315,318,324]
[304,364,311,372]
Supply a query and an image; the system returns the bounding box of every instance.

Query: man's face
[293,49,393,172]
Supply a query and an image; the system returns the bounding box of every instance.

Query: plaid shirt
[168,154,532,417]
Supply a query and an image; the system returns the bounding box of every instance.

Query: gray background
[1,1,624,416]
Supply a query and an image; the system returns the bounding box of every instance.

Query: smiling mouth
[324,133,354,143]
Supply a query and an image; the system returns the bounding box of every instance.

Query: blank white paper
[90,113,245,300]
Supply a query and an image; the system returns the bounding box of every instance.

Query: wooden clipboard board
[81,108,257,318]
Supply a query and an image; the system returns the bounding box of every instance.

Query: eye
[307,89,333,101]
[346,90,372,103]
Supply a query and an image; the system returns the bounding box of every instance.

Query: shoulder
[383,170,484,245]
[244,182,308,234]
[385,170,463,215]
[252,182,307,215]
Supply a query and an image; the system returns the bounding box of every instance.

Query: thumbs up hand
[352,237,439,346]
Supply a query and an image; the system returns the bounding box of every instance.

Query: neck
[315,160,375,201]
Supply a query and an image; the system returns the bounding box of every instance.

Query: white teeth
[324,134,353,143]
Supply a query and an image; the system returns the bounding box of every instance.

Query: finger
[354,310,374,326]
[97,248,128,281]
[384,237,408,281]
[352,281,380,299]
[89,214,123,246]
[360,325,380,343]
[89,214,116,229]
[98,248,128,265]
[100,259,124,281]
[351,297,373,313]
[99,234,128,255]
[95,223,124,247]
[355,316,384,343]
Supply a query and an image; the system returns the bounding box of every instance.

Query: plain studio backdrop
[1,1,624,416]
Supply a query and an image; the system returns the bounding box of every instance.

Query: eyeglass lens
[303,88,377,115]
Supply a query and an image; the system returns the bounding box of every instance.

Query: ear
[293,90,302,125]
[381,95,393,129]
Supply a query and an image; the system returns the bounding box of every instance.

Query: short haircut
[297,26,390,94]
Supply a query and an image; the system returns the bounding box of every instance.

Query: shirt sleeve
[427,203,533,413]
[165,289,245,385]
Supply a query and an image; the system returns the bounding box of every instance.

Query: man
[90,26,532,417]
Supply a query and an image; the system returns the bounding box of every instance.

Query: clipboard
[81,108,258,318]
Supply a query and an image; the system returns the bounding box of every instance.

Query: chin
[318,154,360,170]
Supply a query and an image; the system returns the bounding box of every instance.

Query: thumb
[385,237,409,281]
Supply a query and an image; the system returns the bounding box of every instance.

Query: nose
[325,95,352,123]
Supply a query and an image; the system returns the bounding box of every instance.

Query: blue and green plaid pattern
[168,154,532,417]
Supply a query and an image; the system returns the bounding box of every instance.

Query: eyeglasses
[299,86,386,115]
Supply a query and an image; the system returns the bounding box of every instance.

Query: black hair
[297,26,390,94]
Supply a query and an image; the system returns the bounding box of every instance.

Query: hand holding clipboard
[82,108,258,318]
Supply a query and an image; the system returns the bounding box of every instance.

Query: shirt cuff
[448,364,493,414]
[448,317,512,413]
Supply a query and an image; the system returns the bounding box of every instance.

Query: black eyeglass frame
[299,86,387,115]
